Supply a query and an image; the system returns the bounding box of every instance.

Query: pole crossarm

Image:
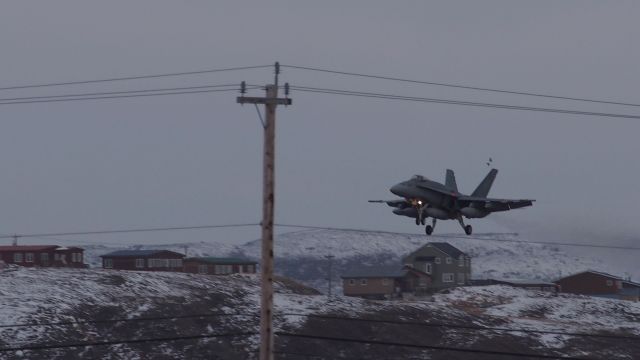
[237,97,292,106]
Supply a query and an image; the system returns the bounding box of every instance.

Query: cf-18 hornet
[370,169,534,235]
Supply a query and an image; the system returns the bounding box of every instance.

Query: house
[183,257,257,275]
[554,270,638,301]
[341,265,431,299]
[620,280,640,302]
[0,245,86,268]
[100,250,185,271]
[472,278,559,293]
[403,242,471,290]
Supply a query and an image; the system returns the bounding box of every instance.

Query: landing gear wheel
[425,225,433,235]
[464,225,473,235]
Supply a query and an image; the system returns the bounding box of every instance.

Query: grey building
[403,242,471,289]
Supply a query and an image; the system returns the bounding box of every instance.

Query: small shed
[0,245,86,268]
[100,250,184,271]
[183,257,257,275]
[555,270,623,296]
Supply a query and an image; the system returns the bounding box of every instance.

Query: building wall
[0,249,85,268]
[342,277,397,297]
[102,253,184,271]
[556,272,623,295]
[183,262,256,275]
[404,245,471,289]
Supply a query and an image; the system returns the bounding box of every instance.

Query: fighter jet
[370,169,534,235]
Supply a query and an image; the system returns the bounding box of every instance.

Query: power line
[0,223,259,240]
[0,87,247,106]
[289,86,640,120]
[0,332,257,353]
[283,313,640,341]
[0,83,247,103]
[273,223,640,251]
[276,332,594,360]
[0,65,271,91]
[283,64,640,108]
[0,311,256,329]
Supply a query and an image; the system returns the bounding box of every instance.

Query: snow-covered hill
[78,229,631,295]
[0,267,638,359]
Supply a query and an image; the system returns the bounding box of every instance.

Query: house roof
[185,257,256,265]
[0,245,59,252]
[555,270,623,282]
[100,250,184,258]
[428,242,465,258]
[341,265,407,279]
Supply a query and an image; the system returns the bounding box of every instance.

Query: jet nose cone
[390,183,405,197]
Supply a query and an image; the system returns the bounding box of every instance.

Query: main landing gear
[458,216,473,235]
[425,218,436,236]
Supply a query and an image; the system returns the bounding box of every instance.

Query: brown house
[554,270,633,300]
[100,250,184,271]
[341,265,431,299]
[183,257,257,275]
[0,245,86,268]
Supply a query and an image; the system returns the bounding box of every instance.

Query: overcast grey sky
[0,1,639,248]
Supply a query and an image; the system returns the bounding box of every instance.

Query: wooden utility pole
[237,62,291,360]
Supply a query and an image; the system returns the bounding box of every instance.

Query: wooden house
[100,250,184,272]
[341,265,431,299]
[183,257,257,275]
[0,245,85,268]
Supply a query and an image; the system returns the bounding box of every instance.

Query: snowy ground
[0,267,638,359]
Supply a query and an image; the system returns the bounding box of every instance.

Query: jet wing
[456,196,534,211]
[368,199,409,208]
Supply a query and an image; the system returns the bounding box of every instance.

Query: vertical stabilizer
[471,169,498,198]
[445,169,458,192]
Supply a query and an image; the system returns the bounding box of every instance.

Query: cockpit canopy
[411,175,427,181]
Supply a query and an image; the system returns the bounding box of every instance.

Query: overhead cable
[0,65,271,91]
[283,64,640,108]
[276,332,594,360]
[289,86,640,120]
[273,224,640,251]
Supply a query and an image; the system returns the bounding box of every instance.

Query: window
[214,264,232,274]
[72,253,83,263]
[446,257,452,264]
[25,253,34,263]
[168,259,182,268]
[443,273,454,282]
[418,277,427,286]
[606,280,613,286]
[13,253,23,263]
[382,278,389,286]
[425,263,432,274]
[104,259,113,268]
[360,279,367,286]
[349,279,356,286]
[198,264,208,274]
[135,259,145,268]
[458,257,464,267]
[435,257,441,264]
[41,253,49,262]
[54,253,60,261]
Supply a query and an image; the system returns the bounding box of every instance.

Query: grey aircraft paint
[370,169,534,235]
